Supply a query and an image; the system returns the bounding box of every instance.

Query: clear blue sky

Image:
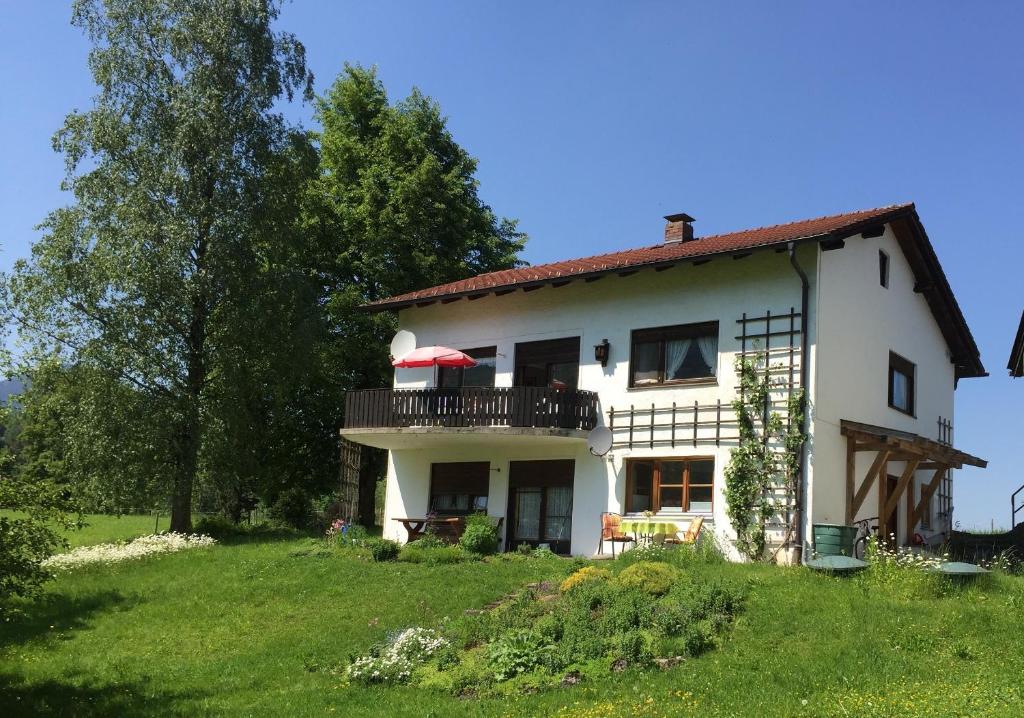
[1,1,1021,529]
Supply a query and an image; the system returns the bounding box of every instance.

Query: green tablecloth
[619,519,680,536]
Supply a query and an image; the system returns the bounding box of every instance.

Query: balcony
[341,387,600,450]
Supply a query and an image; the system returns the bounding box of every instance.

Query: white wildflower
[346,627,449,684]
[43,532,217,571]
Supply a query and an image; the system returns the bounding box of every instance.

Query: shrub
[195,516,294,541]
[347,627,449,685]
[364,537,400,562]
[615,561,679,596]
[486,630,556,681]
[333,524,369,546]
[617,542,675,565]
[609,630,653,665]
[516,542,533,555]
[559,566,612,593]
[679,619,717,657]
[460,513,499,555]
[409,533,446,549]
[0,475,80,613]
[556,608,607,663]
[397,544,466,564]
[268,487,314,530]
[487,589,547,638]
[600,586,656,635]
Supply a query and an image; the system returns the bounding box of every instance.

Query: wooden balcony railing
[343,387,599,432]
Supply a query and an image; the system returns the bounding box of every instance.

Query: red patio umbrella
[392,346,478,368]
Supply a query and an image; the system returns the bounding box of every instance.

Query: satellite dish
[390,330,416,360]
[587,426,613,457]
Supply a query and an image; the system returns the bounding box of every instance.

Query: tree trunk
[169,413,201,533]
[169,464,195,532]
[171,222,209,534]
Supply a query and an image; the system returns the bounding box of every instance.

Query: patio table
[392,517,462,542]
[619,519,680,542]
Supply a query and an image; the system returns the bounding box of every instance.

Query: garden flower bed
[42,532,217,571]
[341,542,745,697]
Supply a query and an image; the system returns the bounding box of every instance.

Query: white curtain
[665,338,691,380]
[633,342,660,384]
[892,372,909,410]
[515,489,541,540]
[695,334,718,375]
[543,486,573,541]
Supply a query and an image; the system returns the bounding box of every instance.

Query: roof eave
[361,234,831,314]
[1008,311,1024,377]
[887,210,986,380]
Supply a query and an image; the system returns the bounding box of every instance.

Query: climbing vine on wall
[724,354,806,561]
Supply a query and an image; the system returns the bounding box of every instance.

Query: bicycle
[852,516,879,560]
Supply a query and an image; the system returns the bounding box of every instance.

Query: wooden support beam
[845,437,856,524]
[910,466,947,529]
[850,449,890,520]
[882,458,921,528]
[878,458,888,539]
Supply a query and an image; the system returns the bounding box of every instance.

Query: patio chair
[665,516,704,545]
[598,512,636,558]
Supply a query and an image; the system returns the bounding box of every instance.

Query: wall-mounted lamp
[594,338,610,367]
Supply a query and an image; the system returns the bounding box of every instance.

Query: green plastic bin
[813,523,857,557]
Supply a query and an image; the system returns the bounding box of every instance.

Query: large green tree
[307,65,527,524]
[6,0,314,531]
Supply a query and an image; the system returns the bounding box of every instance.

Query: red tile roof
[368,203,913,309]
[365,202,985,379]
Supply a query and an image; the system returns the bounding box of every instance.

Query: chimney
[664,213,696,243]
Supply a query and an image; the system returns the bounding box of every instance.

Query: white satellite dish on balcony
[587,426,613,456]
[390,330,416,360]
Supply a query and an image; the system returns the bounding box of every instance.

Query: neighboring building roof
[366,203,986,379]
[1009,311,1024,377]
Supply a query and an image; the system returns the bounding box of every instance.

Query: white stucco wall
[382,244,819,558]
[812,226,956,541]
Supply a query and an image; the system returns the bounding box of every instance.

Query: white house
[341,203,987,561]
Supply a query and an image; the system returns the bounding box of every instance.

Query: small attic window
[879,250,890,288]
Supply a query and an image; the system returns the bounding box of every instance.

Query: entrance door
[883,475,899,545]
[507,460,574,554]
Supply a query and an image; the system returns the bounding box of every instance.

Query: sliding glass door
[507,460,574,554]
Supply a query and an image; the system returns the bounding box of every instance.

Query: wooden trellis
[338,437,362,524]
[608,308,803,450]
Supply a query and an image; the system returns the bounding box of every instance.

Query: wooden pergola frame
[841,420,987,543]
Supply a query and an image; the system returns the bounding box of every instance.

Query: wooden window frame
[628,321,719,388]
[429,462,490,516]
[625,457,715,513]
[513,337,581,390]
[879,249,890,288]
[437,346,497,388]
[888,351,916,416]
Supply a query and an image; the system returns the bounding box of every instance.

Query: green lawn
[2,515,1023,717]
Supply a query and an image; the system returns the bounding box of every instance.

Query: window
[438,346,496,387]
[626,458,714,513]
[879,250,890,288]
[429,462,489,516]
[630,322,718,387]
[514,337,580,390]
[888,352,915,415]
[919,483,932,530]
